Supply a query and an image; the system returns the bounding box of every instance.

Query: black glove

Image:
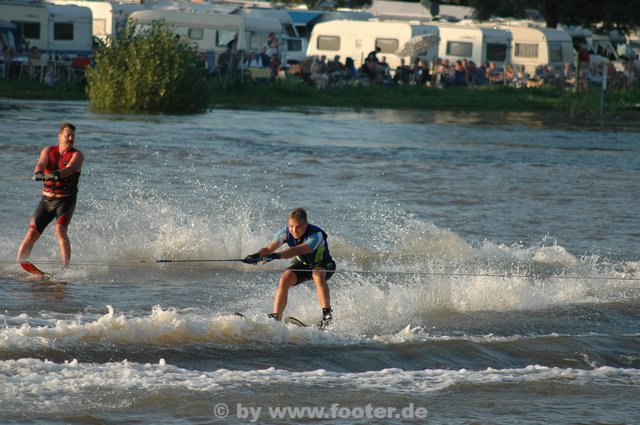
[242,253,261,264]
[33,171,45,181]
[262,253,281,262]
[44,171,60,181]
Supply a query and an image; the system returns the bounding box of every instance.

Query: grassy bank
[2,78,639,116]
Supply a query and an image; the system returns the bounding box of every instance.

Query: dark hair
[59,122,76,133]
[289,208,307,222]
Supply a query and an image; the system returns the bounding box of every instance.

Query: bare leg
[312,269,330,309]
[17,226,41,263]
[273,270,297,317]
[54,224,71,268]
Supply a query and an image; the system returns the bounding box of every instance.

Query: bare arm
[34,146,51,173]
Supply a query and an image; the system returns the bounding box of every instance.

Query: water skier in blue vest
[244,208,336,328]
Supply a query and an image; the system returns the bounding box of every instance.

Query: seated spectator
[504,64,516,86]
[310,55,329,89]
[378,56,391,82]
[29,46,41,60]
[453,60,467,87]
[394,58,412,85]
[465,60,477,85]
[327,55,346,84]
[486,62,502,83]
[245,51,263,69]
[259,46,270,68]
[344,57,358,81]
[475,62,488,86]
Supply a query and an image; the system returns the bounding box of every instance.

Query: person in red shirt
[17,122,84,269]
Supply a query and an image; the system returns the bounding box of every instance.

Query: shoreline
[2,78,639,121]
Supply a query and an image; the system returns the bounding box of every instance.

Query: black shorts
[287,260,336,286]
[30,195,77,234]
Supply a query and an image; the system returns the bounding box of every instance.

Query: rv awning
[396,34,439,57]
[287,10,322,26]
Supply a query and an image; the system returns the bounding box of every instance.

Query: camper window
[18,22,41,40]
[317,36,340,51]
[515,43,539,58]
[549,42,563,62]
[216,30,235,48]
[375,38,399,54]
[446,41,472,58]
[287,38,303,52]
[94,19,107,39]
[487,43,508,62]
[188,28,204,41]
[54,23,74,41]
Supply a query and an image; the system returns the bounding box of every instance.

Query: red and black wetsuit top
[43,146,81,195]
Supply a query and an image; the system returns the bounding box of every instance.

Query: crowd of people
[205,38,636,91]
[288,54,637,91]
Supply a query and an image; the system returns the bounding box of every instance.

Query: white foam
[1,358,638,414]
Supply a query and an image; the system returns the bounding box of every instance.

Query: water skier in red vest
[17,122,84,269]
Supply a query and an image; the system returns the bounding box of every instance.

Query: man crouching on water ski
[243,208,336,328]
[17,122,84,269]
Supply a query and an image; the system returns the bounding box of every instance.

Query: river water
[0,100,639,424]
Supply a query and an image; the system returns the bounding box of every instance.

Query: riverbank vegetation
[2,77,639,118]
[86,22,210,113]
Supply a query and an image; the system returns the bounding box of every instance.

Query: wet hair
[289,208,308,222]
[59,122,76,134]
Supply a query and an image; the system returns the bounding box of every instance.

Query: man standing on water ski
[17,122,84,269]
[244,208,336,328]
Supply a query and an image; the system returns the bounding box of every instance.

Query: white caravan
[428,22,511,66]
[0,1,93,56]
[128,9,283,55]
[47,0,146,44]
[491,24,574,74]
[307,19,439,69]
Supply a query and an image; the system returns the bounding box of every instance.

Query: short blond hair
[289,208,307,222]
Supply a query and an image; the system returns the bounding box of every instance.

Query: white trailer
[481,24,574,74]
[47,0,146,44]
[307,19,439,69]
[0,1,93,56]
[429,22,511,66]
[128,9,283,55]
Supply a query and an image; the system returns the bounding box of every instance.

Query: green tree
[86,20,210,113]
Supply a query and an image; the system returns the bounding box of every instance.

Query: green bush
[86,21,211,113]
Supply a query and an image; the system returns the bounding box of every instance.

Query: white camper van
[47,0,146,44]
[428,22,511,66]
[0,1,93,56]
[307,19,439,70]
[480,24,573,74]
[128,9,283,55]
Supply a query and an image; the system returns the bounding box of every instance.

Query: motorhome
[428,22,511,67]
[47,0,146,44]
[128,9,283,55]
[0,1,93,56]
[307,19,439,69]
[489,24,574,74]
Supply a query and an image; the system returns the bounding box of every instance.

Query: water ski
[20,261,51,278]
[284,316,309,328]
